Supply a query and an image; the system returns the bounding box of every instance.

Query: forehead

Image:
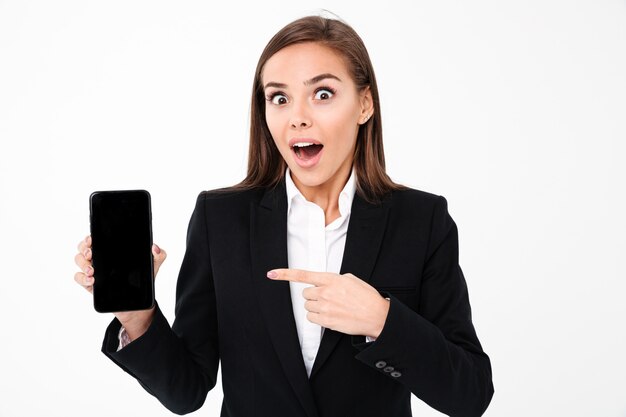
[262,42,351,86]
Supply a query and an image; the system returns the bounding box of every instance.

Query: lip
[289,138,324,169]
[289,137,323,147]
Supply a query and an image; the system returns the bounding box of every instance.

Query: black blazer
[102,179,494,417]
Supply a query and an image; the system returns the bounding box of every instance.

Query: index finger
[77,235,91,252]
[267,268,330,286]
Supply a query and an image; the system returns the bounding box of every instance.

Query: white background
[1,1,625,416]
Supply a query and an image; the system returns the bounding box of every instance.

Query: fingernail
[84,248,91,258]
[267,270,277,279]
[85,266,93,275]
[85,276,93,284]
[153,244,160,254]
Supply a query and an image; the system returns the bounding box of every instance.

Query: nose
[289,101,311,129]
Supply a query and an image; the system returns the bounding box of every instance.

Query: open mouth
[292,143,324,161]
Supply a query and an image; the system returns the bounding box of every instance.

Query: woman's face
[262,42,372,192]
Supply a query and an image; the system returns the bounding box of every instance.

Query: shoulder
[383,186,455,236]
[202,185,265,203]
[388,186,448,213]
[386,187,457,249]
[191,185,269,214]
[183,186,267,234]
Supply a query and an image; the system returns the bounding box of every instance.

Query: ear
[358,86,374,125]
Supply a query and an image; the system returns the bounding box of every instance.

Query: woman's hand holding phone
[74,235,167,341]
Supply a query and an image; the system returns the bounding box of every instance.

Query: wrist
[119,308,155,341]
[369,296,390,339]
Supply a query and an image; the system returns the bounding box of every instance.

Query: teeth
[293,142,314,147]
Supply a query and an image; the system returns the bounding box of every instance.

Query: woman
[74,14,494,417]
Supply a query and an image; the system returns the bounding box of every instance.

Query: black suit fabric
[102,179,494,417]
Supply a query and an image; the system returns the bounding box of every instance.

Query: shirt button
[375,361,387,369]
[383,366,394,373]
[391,371,402,378]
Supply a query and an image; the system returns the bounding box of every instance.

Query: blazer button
[391,371,402,378]
[375,361,387,369]
[383,366,394,373]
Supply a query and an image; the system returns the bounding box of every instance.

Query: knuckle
[319,287,330,299]
[322,303,334,315]
[78,236,90,251]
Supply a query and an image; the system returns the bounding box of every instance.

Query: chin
[288,165,328,187]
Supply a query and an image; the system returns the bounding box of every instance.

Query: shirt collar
[285,167,356,218]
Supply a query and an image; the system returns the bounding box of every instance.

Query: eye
[314,87,336,100]
[266,92,288,105]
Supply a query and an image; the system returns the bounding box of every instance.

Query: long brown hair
[232,14,405,204]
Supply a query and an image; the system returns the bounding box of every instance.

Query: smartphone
[89,190,154,313]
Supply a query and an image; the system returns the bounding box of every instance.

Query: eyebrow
[263,73,342,90]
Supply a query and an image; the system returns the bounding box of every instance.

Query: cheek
[327,97,360,126]
[322,107,359,148]
[265,112,285,147]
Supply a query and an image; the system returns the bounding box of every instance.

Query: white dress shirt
[285,167,355,377]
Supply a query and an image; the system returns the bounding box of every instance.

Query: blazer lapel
[250,179,319,417]
[310,192,391,378]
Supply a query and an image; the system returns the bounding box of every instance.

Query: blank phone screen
[90,190,154,312]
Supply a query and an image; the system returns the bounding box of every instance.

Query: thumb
[152,243,167,278]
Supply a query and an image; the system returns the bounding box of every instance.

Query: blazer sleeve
[353,195,494,417]
[101,192,219,415]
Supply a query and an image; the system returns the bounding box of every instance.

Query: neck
[290,163,352,226]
